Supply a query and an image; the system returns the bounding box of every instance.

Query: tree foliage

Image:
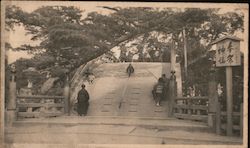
[6,5,244,69]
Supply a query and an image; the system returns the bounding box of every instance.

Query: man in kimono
[161,74,169,101]
[152,78,164,106]
[126,63,134,77]
[77,84,90,116]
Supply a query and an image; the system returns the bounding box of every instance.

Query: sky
[3,1,248,64]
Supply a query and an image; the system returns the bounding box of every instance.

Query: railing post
[240,103,243,137]
[63,71,70,115]
[197,109,201,115]
[187,99,191,116]
[216,102,221,135]
[207,64,218,131]
[6,64,17,127]
[179,106,183,114]
[168,71,176,117]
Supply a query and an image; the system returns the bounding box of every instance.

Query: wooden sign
[210,36,242,136]
[212,36,242,67]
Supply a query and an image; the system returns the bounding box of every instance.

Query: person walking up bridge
[126,63,134,77]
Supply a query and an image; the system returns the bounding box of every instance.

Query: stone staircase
[86,63,174,118]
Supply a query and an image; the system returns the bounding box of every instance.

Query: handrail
[220,111,241,116]
[174,104,208,110]
[173,96,209,122]
[70,64,85,83]
[16,95,65,119]
[175,96,209,100]
[17,103,64,108]
[17,95,64,99]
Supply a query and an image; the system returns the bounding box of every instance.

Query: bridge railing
[173,96,209,122]
[169,70,243,137]
[17,95,65,118]
[5,66,70,126]
[216,102,243,137]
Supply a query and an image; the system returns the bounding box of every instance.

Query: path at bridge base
[5,116,242,145]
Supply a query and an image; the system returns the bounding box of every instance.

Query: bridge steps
[70,62,181,117]
[82,63,179,118]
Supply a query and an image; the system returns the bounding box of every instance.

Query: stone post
[6,64,17,127]
[216,102,221,135]
[63,71,70,115]
[240,103,243,137]
[168,71,176,117]
[207,63,218,131]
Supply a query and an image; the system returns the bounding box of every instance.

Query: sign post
[211,36,242,136]
[226,66,233,136]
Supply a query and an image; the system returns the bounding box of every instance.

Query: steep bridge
[79,62,182,118]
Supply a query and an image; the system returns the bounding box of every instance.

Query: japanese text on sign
[215,39,241,67]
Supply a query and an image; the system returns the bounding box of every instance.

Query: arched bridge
[74,62,182,118]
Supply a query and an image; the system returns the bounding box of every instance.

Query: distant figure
[27,80,33,88]
[126,63,134,77]
[187,86,195,97]
[152,78,164,106]
[84,69,95,84]
[84,68,92,76]
[77,84,90,116]
[217,83,223,97]
[88,74,95,84]
[190,85,196,97]
[46,72,51,79]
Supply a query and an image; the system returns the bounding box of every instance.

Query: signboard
[211,36,242,136]
[215,38,241,67]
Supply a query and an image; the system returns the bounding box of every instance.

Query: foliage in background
[5,5,244,97]
[5,6,244,66]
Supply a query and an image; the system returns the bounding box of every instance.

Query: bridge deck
[83,62,181,117]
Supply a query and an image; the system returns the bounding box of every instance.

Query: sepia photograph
[1,1,248,148]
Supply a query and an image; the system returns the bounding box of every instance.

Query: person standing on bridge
[152,78,164,106]
[77,84,90,116]
[161,74,169,101]
[126,63,134,77]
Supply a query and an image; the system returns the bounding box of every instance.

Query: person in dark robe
[152,78,165,106]
[126,63,134,77]
[77,84,90,116]
[161,74,169,101]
